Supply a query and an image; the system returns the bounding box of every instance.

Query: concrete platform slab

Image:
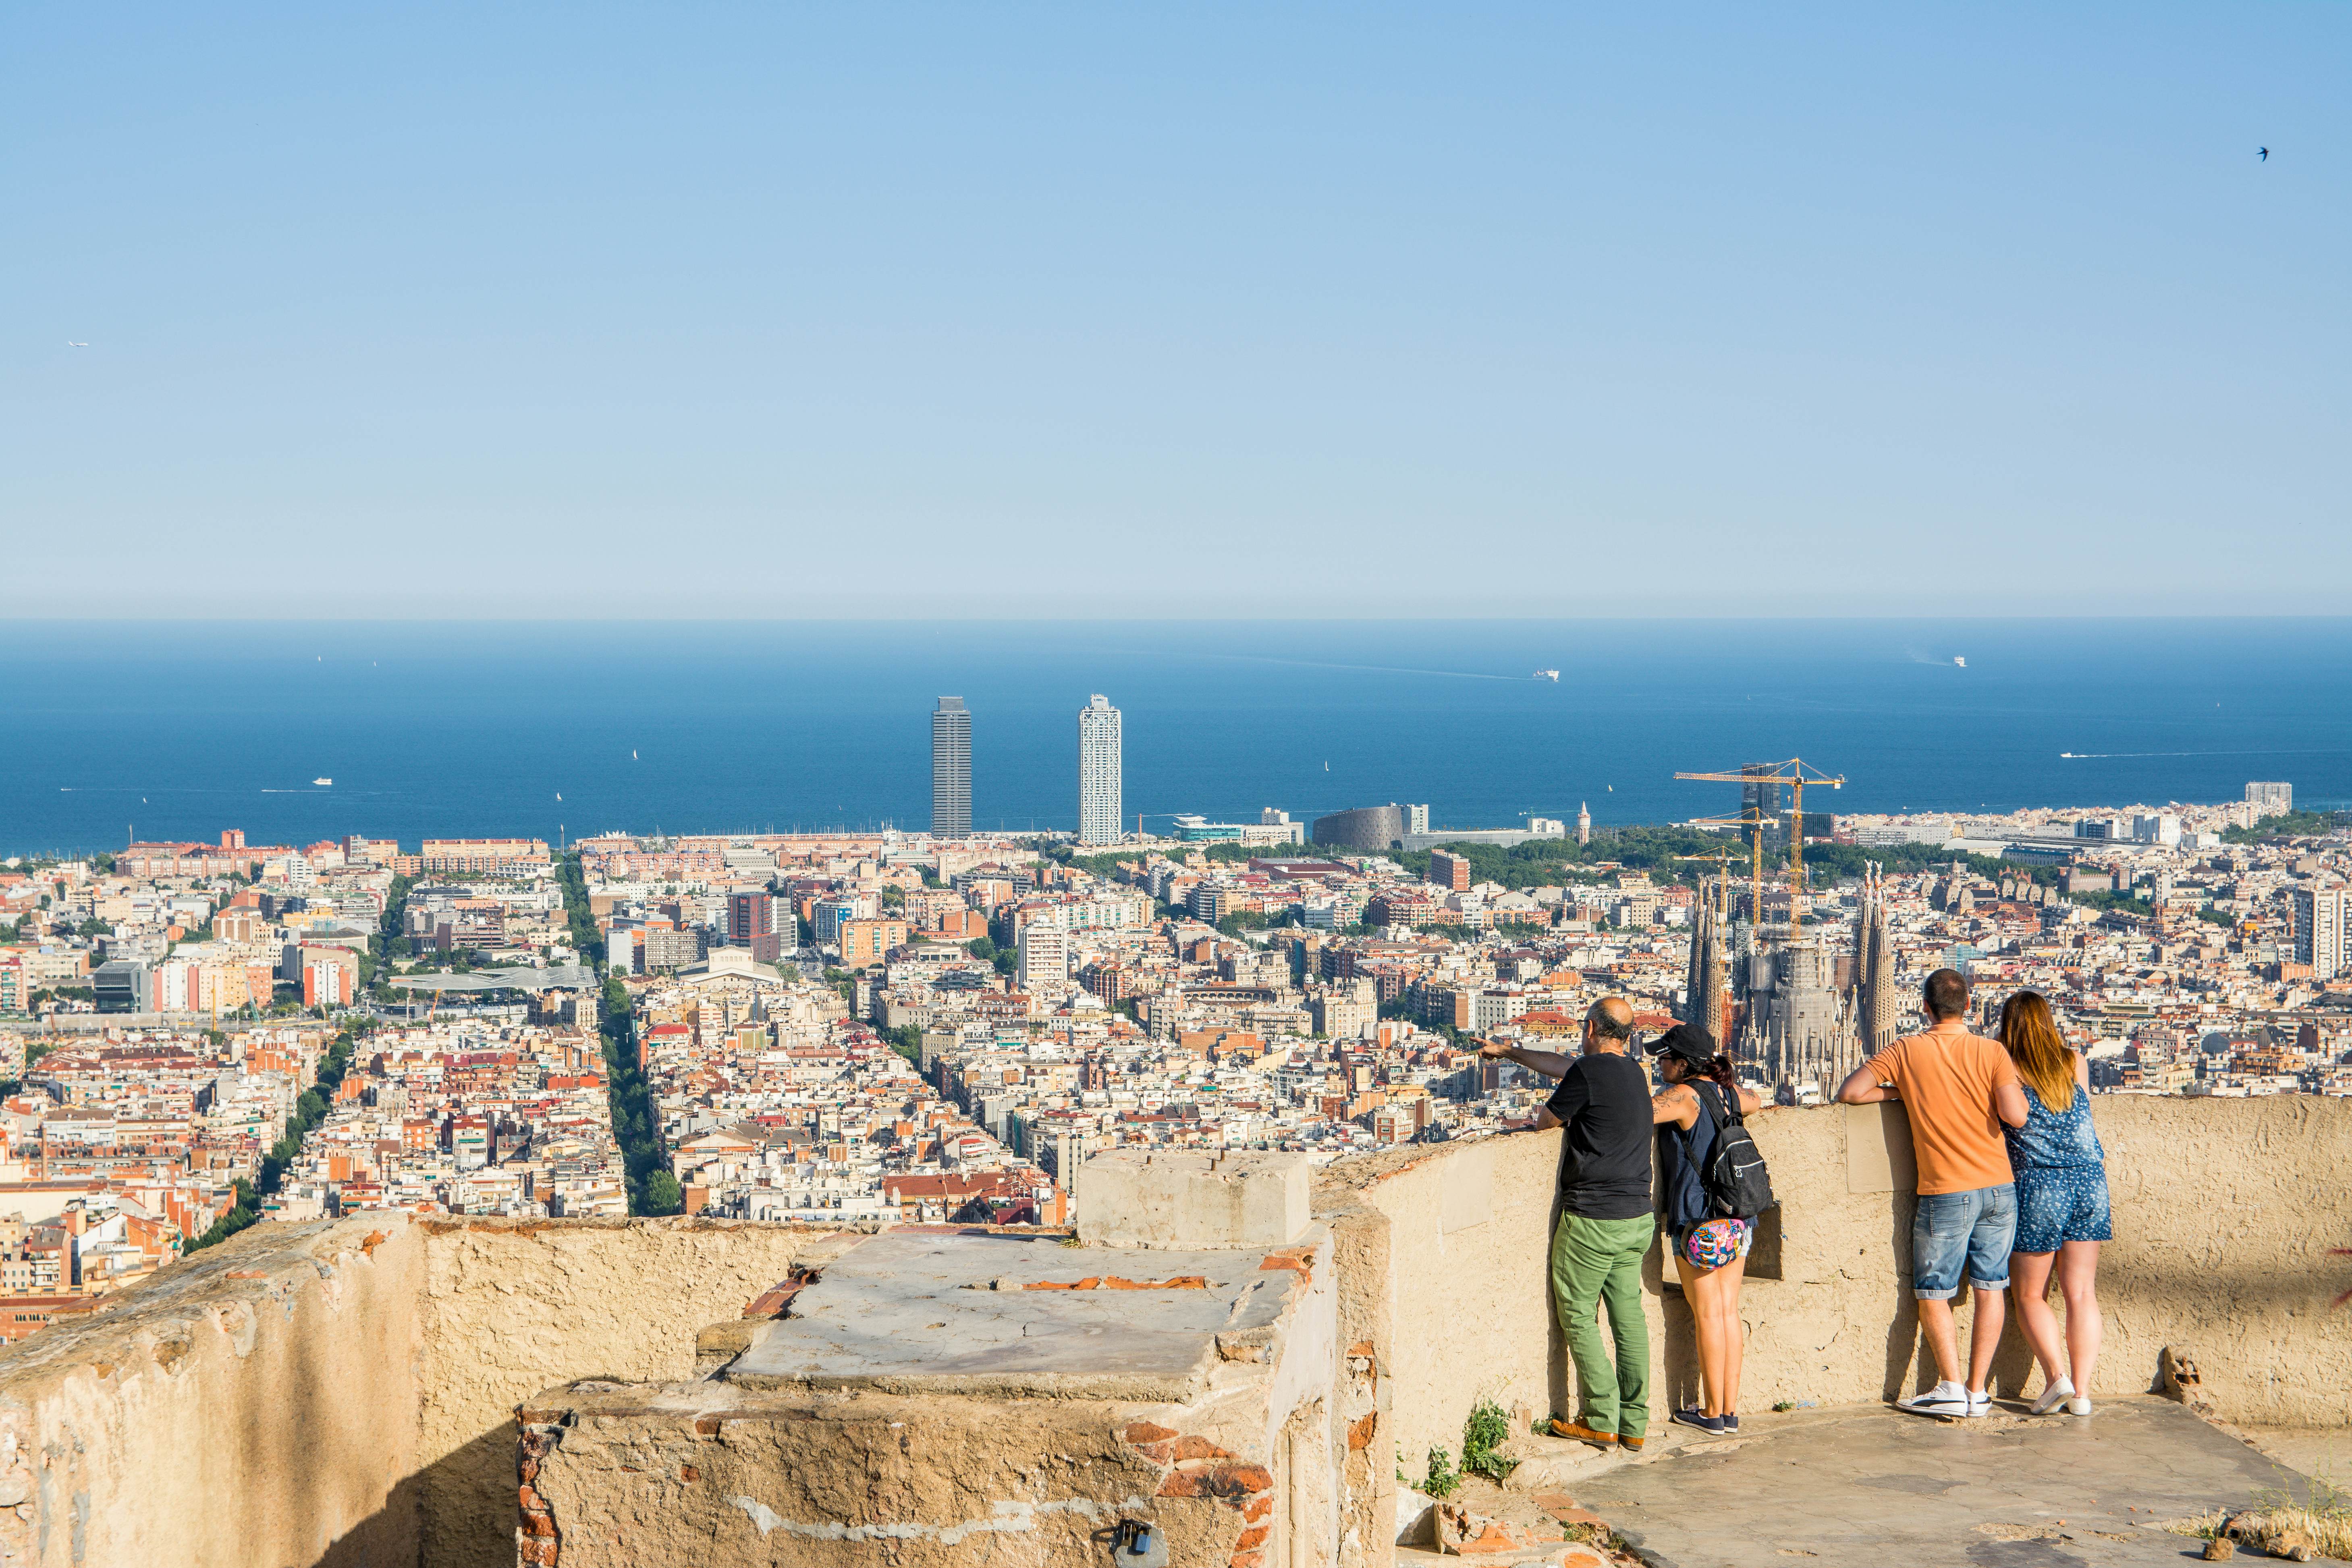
[722,1226,1320,1401]
[1566,1397,2317,1568]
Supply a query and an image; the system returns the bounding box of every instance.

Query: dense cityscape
[0,693,2342,1350]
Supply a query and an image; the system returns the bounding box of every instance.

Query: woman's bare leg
[2008,1250,2065,1387]
[1676,1251,1727,1414]
[1718,1254,1747,1414]
[2055,1240,2102,1393]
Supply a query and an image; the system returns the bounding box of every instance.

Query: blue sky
[6,4,2345,617]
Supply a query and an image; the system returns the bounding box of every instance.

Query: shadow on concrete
[309,1421,514,1568]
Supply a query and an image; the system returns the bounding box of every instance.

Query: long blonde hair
[1998,991,2077,1110]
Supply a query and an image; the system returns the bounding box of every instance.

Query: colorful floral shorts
[1678,1217,1752,1271]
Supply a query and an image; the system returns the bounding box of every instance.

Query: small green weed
[1462,1399,1518,1483]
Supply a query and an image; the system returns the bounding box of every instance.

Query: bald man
[1482,996,1655,1450]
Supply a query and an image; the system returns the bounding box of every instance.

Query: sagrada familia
[1681,864,1905,1099]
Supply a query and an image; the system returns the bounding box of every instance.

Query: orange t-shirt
[1862,1028,2020,1196]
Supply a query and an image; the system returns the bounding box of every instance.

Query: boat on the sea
[313,777,333,786]
[1533,669,1559,681]
[1953,656,1966,668]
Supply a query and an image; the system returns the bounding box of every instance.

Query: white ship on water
[1953,656,1966,668]
[1532,669,1559,681]
[313,777,332,786]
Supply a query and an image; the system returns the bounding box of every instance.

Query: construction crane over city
[1673,759,1857,1103]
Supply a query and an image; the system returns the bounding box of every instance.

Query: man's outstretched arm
[1480,1039,1574,1079]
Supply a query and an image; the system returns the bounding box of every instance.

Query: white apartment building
[1017,923,1070,987]
[2293,886,2345,980]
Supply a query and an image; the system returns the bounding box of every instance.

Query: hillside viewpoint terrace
[0,1094,2342,1567]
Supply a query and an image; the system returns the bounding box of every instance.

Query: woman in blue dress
[1996,990,2109,1416]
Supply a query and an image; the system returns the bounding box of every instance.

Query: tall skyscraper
[931,697,972,837]
[2293,886,2345,980]
[1077,694,1122,846]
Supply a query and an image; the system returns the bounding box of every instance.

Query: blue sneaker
[1671,1407,1725,1435]
[1721,1413,1740,1433]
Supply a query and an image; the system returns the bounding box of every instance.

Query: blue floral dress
[2001,1079,2111,1252]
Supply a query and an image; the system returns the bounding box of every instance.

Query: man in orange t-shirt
[1839,968,2028,1418]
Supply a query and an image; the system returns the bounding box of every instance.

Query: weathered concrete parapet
[1077,1148,1311,1250]
[0,1211,427,1568]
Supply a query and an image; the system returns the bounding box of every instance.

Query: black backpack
[1682,1081,1776,1220]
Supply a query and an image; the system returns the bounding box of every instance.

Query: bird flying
[2259,147,2269,161]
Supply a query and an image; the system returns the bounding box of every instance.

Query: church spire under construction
[1853,862,1902,1060]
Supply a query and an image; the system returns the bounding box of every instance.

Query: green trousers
[1549,1211,1653,1440]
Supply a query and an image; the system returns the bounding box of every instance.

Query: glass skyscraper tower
[931,697,971,837]
[1077,694,1122,846]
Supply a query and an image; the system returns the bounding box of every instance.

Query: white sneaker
[2030,1377,2075,1416]
[2066,1396,2093,1417]
[1898,1381,1974,1417]
[1967,1388,1991,1417]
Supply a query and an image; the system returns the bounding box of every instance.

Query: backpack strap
[1673,1080,1726,1166]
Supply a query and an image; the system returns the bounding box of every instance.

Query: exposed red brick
[1133,1441,1175,1463]
[678,1464,699,1483]
[1530,1492,1577,1511]
[1229,1552,1265,1568]
[1171,1436,1232,1462]
[1158,1462,1274,1502]
[1551,1506,1606,1528]
[1123,1422,1180,1444]
[1347,1412,1378,1451]
[1024,1274,1209,1290]
[693,1417,723,1435]
[1346,1340,1374,1358]
[519,1541,560,1567]
[1243,1496,1273,1523]
[1256,1255,1310,1276]
[1233,1524,1270,1549]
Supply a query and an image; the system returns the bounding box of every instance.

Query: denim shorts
[1912,1184,2017,1300]
[2012,1165,2112,1253]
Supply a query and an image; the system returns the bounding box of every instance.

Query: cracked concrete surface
[723,1226,1324,1400]
[1566,1397,2317,1568]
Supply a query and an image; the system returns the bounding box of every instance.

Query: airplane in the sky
[66,341,88,348]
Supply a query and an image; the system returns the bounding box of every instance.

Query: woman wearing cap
[1648,1023,1766,1435]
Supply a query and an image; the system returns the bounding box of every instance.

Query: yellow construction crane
[1673,810,1774,922]
[1672,759,1845,933]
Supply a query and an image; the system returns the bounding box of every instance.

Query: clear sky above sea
[5,4,2347,618]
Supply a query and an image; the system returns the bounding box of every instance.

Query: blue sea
[3,619,2349,858]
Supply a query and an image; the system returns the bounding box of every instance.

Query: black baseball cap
[1645,1023,1719,1065]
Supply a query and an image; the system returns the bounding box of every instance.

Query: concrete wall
[0,1213,425,1568]
[0,1213,851,1568]
[1314,1094,2352,1558]
[413,1218,856,1568]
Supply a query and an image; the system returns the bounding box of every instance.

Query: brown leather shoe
[1544,1418,1617,1450]
[1618,1433,1646,1453]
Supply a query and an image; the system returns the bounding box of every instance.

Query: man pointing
[1483,995,1654,1450]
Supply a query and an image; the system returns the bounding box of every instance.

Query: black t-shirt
[1544,1052,1654,1220]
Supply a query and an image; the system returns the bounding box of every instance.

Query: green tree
[643,1171,684,1215]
